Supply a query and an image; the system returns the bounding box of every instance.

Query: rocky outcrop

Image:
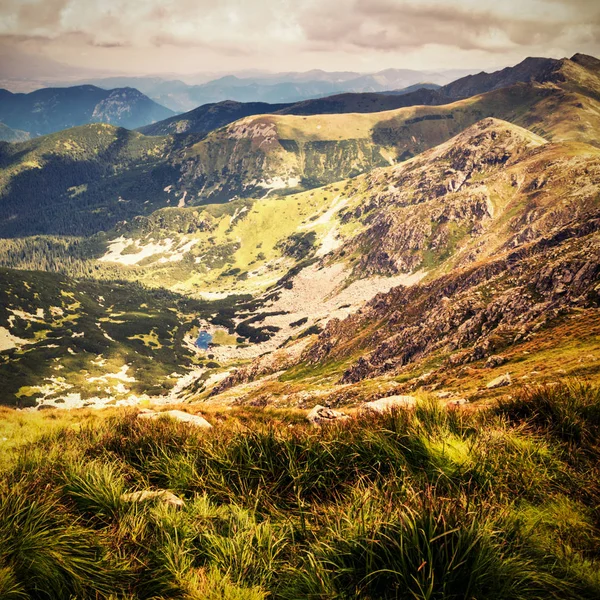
[211,338,312,396]
[306,405,350,426]
[304,218,600,384]
[361,395,417,413]
[486,373,512,389]
[336,119,545,277]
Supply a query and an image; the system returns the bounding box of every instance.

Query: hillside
[135,55,577,140]
[0,267,258,408]
[271,55,582,117]
[0,85,174,137]
[0,124,178,237]
[173,57,600,202]
[137,100,293,136]
[192,118,600,406]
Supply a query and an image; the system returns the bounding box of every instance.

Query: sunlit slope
[177,64,600,201]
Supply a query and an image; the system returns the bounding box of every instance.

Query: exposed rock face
[211,338,311,397]
[306,405,350,426]
[207,118,600,397]
[337,119,544,277]
[306,222,600,384]
[290,118,600,384]
[486,355,507,368]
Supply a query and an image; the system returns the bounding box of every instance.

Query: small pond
[195,330,213,350]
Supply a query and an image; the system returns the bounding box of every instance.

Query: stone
[137,409,212,429]
[306,405,350,426]
[121,490,185,508]
[448,398,468,407]
[361,395,417,413]
[486,373,512,389]
[486,355,507,368]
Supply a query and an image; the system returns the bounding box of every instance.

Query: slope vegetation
[0,267,234,408]
[0,124,177,236]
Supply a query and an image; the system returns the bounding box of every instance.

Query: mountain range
[0,52,598,413]
[50,68,475,112]
[136,55,582,138]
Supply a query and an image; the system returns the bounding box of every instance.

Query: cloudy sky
[1,0,599,76]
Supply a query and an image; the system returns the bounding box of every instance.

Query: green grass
[1,384,599,598]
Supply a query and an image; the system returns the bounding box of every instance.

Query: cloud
[0,0,598,74]
[0,0,301,49]
[297,0,599,53]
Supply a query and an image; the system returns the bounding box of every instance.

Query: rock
[306,405,350,426]
[121,490,185,508]
[137,409,212,429]
[361,395,417,413]
[486,355,507,368]
[435,391,453,398]
[486,373,512,389]
[448,398,468,407]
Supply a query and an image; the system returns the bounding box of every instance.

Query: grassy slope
[0,383,599,599]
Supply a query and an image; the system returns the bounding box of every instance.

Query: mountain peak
[570,53,600,71]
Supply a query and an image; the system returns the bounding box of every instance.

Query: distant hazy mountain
[70,68,475,111]
[0,85,174,137]
[0,122,29,142]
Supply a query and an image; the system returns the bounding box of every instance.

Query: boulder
[137,409,212,429]
[121,490,185,508]
[448,398,468,407]
[486,355,507,368]
[486,373,512,389]
[306,405,350,426]
[361,395,417,413]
